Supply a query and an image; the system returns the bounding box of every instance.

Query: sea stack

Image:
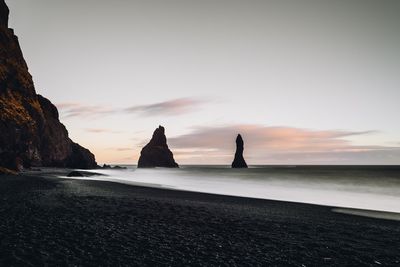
[232,134,248,168]
[0,0,97,171]
[138,126,179,168]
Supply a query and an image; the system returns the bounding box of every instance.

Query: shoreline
[56,173,400,221]
[1,174,399,265]
[39,166,400,216]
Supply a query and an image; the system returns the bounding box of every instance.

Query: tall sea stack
[232,134,248,168]
[0,0,97,170]
[138,126,179,168]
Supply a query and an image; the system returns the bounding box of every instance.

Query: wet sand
[0,174,399,266]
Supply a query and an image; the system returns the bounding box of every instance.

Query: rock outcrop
[0,166,17,175]
[232,134,248,168]
[0,0,97,171]
[67,171,85,177]
[0,0,8,28]
[138,126,179,168]
[67,170,104,177]
[102,164,127,170]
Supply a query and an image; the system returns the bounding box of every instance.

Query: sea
[53,165,400,216]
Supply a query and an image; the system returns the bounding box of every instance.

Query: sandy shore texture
[0,174,399,266]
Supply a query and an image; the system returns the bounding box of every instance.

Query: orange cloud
[168,125,399,164]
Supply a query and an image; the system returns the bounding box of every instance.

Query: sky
[6,0,400,165]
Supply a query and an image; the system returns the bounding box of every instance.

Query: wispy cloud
[111,147,133,152]
[56,103,116,118]
[85,128,123,134]
[124,98,205,116]
[168,125,400,164]
[57,97,207,119]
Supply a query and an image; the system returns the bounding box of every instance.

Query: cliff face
[0,0,8,28]
[138,126,179,168]
[232,134,248,168]
[0,0,97,170]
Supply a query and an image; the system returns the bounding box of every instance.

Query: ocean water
[62,165,400,214]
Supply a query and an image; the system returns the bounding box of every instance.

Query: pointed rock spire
[138,126,179,168]
[232,134,248,168]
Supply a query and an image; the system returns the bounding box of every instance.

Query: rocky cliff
[232,134,248,168]
[138,126,179,168]
[0,0,97,170]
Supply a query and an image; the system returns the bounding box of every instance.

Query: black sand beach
[0,174,399,266]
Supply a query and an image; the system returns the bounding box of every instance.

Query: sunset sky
[7,0,400,165]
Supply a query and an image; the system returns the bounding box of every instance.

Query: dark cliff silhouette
[138,126,179,168]
[232,134,248,168]
[0,0,97,171]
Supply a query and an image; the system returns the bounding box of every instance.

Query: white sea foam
[61,165,400,214]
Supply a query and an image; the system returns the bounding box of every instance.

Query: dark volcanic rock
[0,167,17,175]
[0,0,8,28]
[102,164,127,170]
[67,170,105,177]
[232,134,248,168]
[67,171,85,177]
[138,126,179,168]
[113,166,127,170]
[66,143,97,169]
[0,0,98,171]
[102,164,112,169]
